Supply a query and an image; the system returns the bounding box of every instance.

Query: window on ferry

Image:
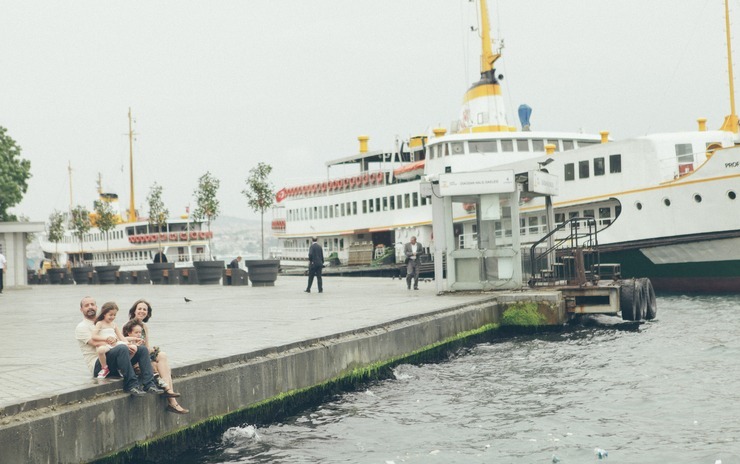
[555,213,565,224]
[579,160,590,179]
[594,157,605,176]
[339,238,344,250]
[598,207,611,225]
[675,143,694,164]
[528,216,539,234]
[430,145,438,159]
[334,238,339,250]
[341,204,346,216]
[362,200,367,214]
[335,205,340,217]
[564,163,575,181]
[501,139,514,152]
[583,209,595,219]
[568,211,579,220]
[383,197,388,211]
[532,139,544,151]
[441,144,449,157]
[390,196,395,210]
[450,142,465,155]
[469,140,498,153]
[412,192,419,207]
[609,154,622,173]
[368,200,374,213]
[404,193,411,208]
[375,198,381,212]
[516,139,529,152]
[397,194,403,209]
[421,195,428,206]
[563,140,575,151]
[352,202,357,215]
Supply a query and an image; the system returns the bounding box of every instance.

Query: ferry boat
[273,0,740,292]
[39,110,213,271]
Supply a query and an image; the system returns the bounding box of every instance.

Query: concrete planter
[243,259,280,287]
[71,266,94,285]
[194,260,225,285]
[146,262,175,284]
[47,268,65,284]
[94,265,120,284]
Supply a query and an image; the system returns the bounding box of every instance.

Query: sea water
[163,294,740,463]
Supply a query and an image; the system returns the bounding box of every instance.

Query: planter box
[71,266,95,285]
[243,260,280,287]
[94,265,120,285]
[47,268,65,284]
[146,263,175,284]
[193,260,224,285]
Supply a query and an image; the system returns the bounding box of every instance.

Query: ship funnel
[358,135,369,153]
[432,128,447,138]
[518,104,532,131]
[697,118,707,131]
[600,131,610,143]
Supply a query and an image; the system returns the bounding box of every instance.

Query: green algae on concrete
[93,322,501,464]
[501,302,547,327]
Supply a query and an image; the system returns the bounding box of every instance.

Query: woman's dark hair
[122,319,144,337]
[96,301,119,323]
[128,299,152,322]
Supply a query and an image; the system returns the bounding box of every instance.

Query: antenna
[721,0,739,132]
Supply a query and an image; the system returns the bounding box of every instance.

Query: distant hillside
[208,216,276,261]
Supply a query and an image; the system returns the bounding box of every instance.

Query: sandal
[163,390,181,398]
[166,404,189,414]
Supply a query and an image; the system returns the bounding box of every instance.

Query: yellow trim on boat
[463,84,502,103]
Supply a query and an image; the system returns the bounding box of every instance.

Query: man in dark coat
[229,256,242,269]
[305,237,324,293]
[404,236,422,290]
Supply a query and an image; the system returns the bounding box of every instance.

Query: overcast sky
[2,0,736,222]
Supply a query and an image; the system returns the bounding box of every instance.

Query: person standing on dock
[75,297,163,397]
[229,256,242,269]
[305,237,324,293]
[0,250,5,293]
[404,236,422,290]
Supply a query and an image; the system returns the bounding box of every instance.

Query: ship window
[564,163,575,181]
[324,205,328,218]
[663,198,671,207]
[441,144,449,157]
[397,194,403,209]
[469,140,498,153]
[412,192,419,207]
[451,142,464,155]
[729,190,737,200]
[599,207,611,225]
[532,139,544,151]
[501,139,513,152]
[583,209,595,218]
[383,197,388,211]
[352,202,357,215]
[390,196,395,210]
[594,157,605,176]
[563,140,575,151]
[362,200,367,214]
[368,200,374,213]
[675,143,694,163]
[609,154,622,173]
[346,202,351,215]
[375,198,381,212]
[528,216,538,234]
[579,160,590,178]
[421,195,428,206]
[635,202,642,210]
[516,139,529,152]
[404,194,411,208]
[555,213,565,224]
[694,194,702,203]
[569,212,579,219]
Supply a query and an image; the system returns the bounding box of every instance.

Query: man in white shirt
[75,296,163,397]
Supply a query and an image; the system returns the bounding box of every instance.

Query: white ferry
[39,111,213,271]
[273,0,740,292]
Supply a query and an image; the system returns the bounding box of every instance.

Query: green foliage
[501,302,546,327]
[146,183,169,254]
[0,126,32,221]
[47,210,65,244]
[241,163,275,259]
[70,205,91,254]
[94,200,118,262]
[192,172,220,260]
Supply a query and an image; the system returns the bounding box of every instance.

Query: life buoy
[311,184,318,193]
[128,236,135,243]
[376,172,384,184]
[362,173,369,185]
[180,232,187,240]
[199,231,207,239]
[160,233,167,241]
[349,177,356,187]
[190,231,198,240]
[369,173,377,184]
[321,182,327,191]
[206,231,213,238]
[343,178,350,189]
[150,234,157,242]
[169,233,177,241]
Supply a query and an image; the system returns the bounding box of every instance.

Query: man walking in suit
[305,237,324,293]
[0,251,6,293]
[404,236,422,290]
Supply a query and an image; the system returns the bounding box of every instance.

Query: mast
[128,108,137,221]
[479,0,500,77]
[721,0,739,132]
[68,161,73,211]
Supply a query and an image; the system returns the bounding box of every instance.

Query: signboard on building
[438,170,515,196]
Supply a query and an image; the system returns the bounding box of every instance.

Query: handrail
[529,217,600,286]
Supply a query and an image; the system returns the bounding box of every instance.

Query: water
[171,294,740,463]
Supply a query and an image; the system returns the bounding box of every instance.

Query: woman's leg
[154,352,181,407]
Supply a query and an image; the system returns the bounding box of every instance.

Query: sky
[3,0,738,222]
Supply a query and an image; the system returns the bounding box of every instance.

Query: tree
[146,183,169,259]
[242,162,275,259]
[192,172,220,260]
[47,210,65,266]
[70,205,91,266]
[0,126,32,221]
[93,199,118,265]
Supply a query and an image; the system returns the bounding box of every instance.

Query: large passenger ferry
[273,0,740,292]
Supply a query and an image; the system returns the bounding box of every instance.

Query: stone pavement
[0,275,486,413]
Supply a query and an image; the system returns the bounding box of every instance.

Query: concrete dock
[0,276,562,463]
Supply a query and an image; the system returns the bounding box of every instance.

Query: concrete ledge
[0,298,501,463]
